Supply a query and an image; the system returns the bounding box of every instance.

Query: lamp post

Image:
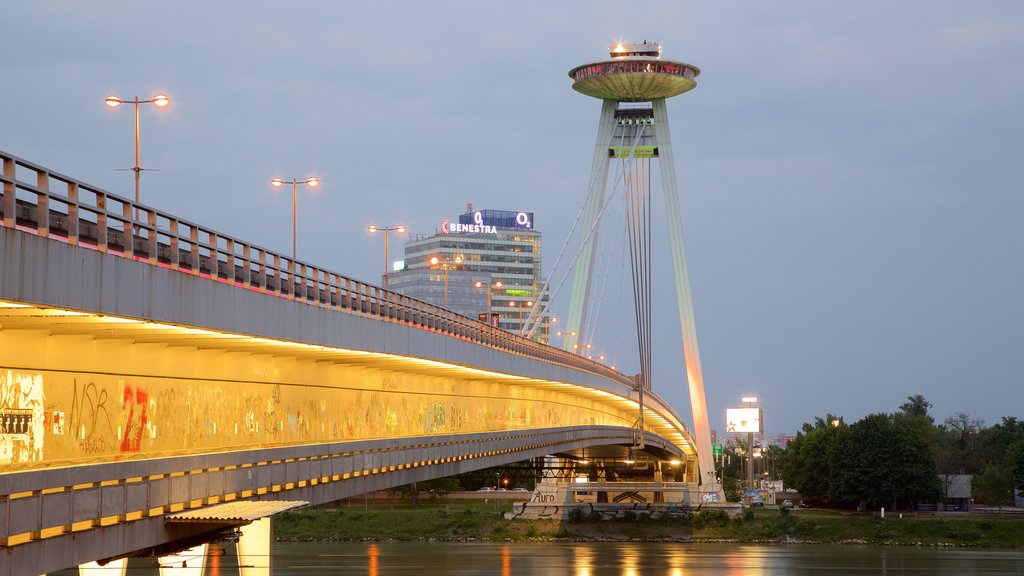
[429,254,463,308]
[271,177,320,263]
[508,300,534,335]
[474,279,503,323]
[103,93,170,216]
[368,224,406,287]
[741,395,758,491]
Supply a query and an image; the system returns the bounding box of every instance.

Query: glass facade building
[388,208,549,340]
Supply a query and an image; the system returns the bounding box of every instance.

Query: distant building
[937,474,973,511]
[390,207,549,340]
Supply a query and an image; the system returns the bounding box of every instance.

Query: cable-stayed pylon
[565,40,722,499]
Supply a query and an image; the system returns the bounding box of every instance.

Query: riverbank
[274,499,1024,548]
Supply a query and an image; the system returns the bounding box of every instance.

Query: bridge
[0,150,702,574]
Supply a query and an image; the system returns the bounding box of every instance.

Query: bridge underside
[3,424,674,575]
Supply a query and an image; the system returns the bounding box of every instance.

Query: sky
[2,1,1022,436]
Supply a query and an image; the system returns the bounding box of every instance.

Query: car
[476,486,495,492]
[781,499,794,509]
[496,487,507,492]
[799,501,812,509]
[511,487,529,492]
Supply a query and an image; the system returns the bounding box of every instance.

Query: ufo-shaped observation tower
[560,41,719,498]
[569,40,700,101]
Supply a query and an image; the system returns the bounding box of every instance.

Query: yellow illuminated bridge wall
[0,300,675,472]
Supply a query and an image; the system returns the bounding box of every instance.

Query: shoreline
[273,502,1024,549]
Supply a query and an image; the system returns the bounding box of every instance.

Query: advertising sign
[725,408,763,433]
[478,313,500,327]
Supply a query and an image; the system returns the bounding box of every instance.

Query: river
[236,542,1024,575]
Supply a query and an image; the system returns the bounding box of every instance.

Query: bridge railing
[1,150,636,390]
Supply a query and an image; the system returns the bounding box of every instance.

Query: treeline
[782,395,1024,510]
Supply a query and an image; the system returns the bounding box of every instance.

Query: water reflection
[572,544,594,576]
[367,543,378,576]
[52,541,1024,575]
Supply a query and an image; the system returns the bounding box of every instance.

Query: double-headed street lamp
[508,300,534,335]
[368,224,406,287]
[271,176,320,263]
[103,93,170,214]
[430,254,463,308]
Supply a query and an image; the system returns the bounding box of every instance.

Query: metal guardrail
[0,150,634,389]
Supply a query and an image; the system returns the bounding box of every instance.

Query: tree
[899,394,933,422]
[937,412,986,475]
[1011,441,1024,500]
[830,413,941,510]
[978,417,1024,469]
[782,413,845,503]
[972,464,1014,508]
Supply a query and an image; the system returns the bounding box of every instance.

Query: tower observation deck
[568,40,701,102]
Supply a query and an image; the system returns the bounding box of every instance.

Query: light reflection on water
[268,541,1024,576]
[52,541,1023,575]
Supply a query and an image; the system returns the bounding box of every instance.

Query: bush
[692,509,730,529]
[567,507,585,523]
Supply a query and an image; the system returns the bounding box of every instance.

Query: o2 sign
[466,210,534,231]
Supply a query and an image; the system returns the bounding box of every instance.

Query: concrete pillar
[238,517,272,576]
[157,544,207,576]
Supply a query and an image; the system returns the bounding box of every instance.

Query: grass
[274,499,1024,548]
[274,499,566,542]
[693,508,1024,547]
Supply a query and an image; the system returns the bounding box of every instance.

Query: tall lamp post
[508,300,534,335]
[103,93,170,215]
[271,176,320,263]
[429,254,463,308]
[474,279,503,323]
[368,224,406,287]
[741,395,759,491]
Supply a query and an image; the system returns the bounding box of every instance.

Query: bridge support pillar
[157,544,208,575]
[79,559,126,576]
[237,517,272,576]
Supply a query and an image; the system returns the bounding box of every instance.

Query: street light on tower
[430,254,463,308]
[103,93,171,218]
[474,279,503,325]
[368,224,406,287]
[271,176,319,264]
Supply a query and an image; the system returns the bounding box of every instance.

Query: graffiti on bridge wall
[2,364,636,472]
[0,370,44,464]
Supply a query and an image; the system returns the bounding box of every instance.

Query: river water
[257,542,1024,575]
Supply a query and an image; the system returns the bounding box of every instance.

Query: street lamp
[429,254,463,308]
[474,279,503,323]
[368,224,406,287]
[271,177,320,263]
[103,93,170,215]
[507,300,533,335]
[742,395,758,491]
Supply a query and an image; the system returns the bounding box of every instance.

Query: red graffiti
[120,385,148,452]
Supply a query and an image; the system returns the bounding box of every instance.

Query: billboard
[726,407,763,433]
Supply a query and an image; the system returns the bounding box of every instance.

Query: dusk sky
[3,2,1021,436]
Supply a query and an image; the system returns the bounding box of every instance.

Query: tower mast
[567,41,721,498]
